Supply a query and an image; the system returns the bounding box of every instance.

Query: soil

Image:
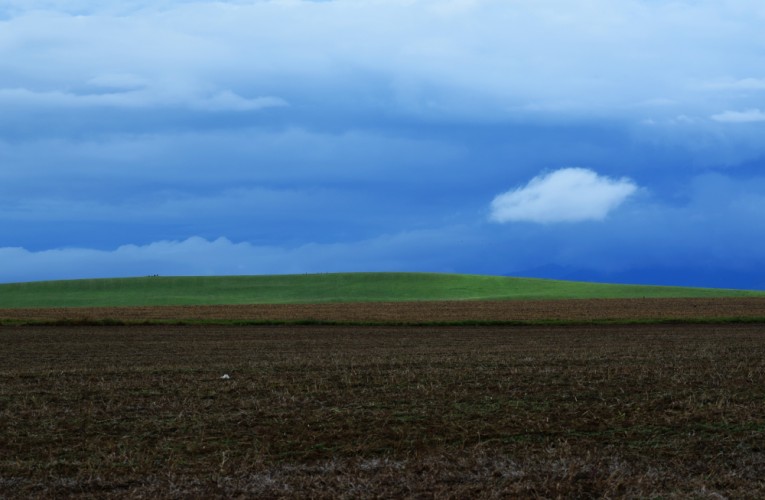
[2,322,765,497]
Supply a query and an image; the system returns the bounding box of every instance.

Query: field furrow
[1,323,764,497]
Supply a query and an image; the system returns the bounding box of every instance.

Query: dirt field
[2,321,765,497]
[4,297,765,324]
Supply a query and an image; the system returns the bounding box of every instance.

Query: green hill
[1,273,763,309]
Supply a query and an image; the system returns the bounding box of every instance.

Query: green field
[1,272,763,308]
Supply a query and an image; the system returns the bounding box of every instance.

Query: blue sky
[2,0,765,288]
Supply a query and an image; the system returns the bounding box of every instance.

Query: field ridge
[4,297,765,326]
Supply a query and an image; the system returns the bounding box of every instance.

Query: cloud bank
[0,229,477,283]
[711,109,765,123]
[490,168,638,224]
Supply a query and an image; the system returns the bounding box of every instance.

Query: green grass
[1,272,763,308]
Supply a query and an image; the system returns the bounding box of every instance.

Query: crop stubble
[1,319,765,498]
[3,297,765,324]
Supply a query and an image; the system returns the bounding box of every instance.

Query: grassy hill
[1,273,764,309]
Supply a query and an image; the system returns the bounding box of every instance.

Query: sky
[2,0,765,288]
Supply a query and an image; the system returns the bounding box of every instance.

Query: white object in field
[221,374,230,380]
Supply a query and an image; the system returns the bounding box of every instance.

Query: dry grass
[2,323,765,497]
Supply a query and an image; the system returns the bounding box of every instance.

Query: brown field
[4,297,765,324]
[2,315,765,497]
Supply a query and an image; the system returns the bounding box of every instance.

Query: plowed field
[2,322,765,497]
[4,297,765,324]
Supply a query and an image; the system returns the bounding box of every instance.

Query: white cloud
[0,238,272,283]
[490,168,638,224]
[0,237,259,283]
[87,73,149,90]
[430,0,482,16]
[190,91,287,112]
[0,87,286,112]
[711,108,765,123]
[700,77,765,91]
